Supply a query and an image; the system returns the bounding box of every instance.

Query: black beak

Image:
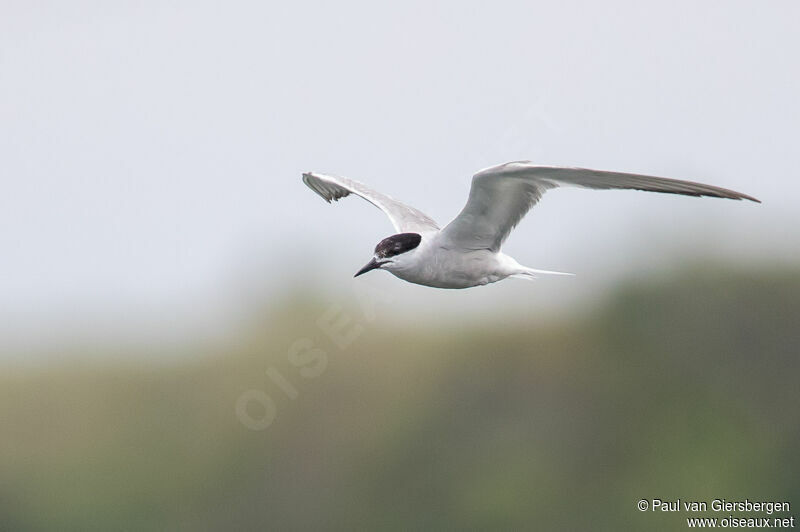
[354,257,382,277]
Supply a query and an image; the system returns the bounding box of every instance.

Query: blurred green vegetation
[1,267,798,531]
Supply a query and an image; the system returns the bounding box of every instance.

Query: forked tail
[510,266,574,281]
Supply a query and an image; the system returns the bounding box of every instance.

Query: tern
[302,161,759,289]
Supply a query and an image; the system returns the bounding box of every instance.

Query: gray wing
[439,161,760,252]
[302,172,439,233]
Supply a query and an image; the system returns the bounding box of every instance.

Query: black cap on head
[374,233,422,258]
[355,233,422,277]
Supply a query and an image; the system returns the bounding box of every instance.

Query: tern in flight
[302,162,758,289]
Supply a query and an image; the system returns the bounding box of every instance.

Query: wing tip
[301,171,350,203]
[713,190,760,203]
[301,171,318,186]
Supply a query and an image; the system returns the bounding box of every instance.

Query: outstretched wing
[302,172,440,233]
[439,161,759,252]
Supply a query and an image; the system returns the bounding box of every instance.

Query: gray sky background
[1,1,798,351]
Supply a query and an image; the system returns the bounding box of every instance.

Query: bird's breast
[389,245,499,289]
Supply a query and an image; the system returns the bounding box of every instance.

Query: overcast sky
[1,1,798,350]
